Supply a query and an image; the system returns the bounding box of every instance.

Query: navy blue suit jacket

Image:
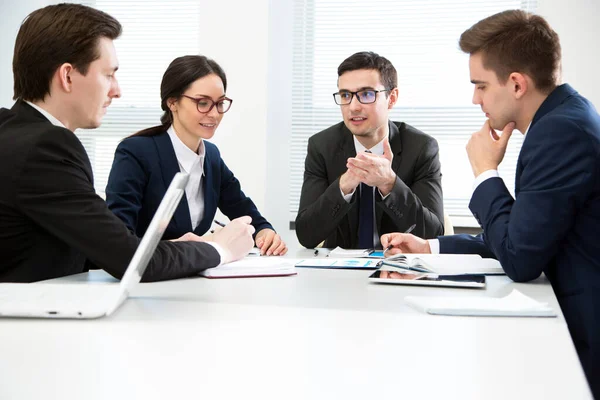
[105,131,273,240]
[439,84,600,393]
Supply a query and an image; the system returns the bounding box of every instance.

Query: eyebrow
[191,94,227,99]
[471,80,487,85]
[338,86,377,92]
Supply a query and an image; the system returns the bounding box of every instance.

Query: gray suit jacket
[295,121,444,249]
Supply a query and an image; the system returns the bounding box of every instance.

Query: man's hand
[380,232,431,254]
[339,168,362,195]
[255,228,288,256]
[346,140,396,195]
[211,216,255,264]
[466,120,515,177]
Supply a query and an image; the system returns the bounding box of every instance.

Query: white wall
[537,0,600,109]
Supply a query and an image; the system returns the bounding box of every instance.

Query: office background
[0,0,598,246]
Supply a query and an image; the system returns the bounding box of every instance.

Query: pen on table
[314,249,319,257]
[383,223,416,254]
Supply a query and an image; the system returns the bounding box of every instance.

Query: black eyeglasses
[181,95,233,114]
[333,89,390,105]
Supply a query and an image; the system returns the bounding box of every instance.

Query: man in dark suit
[0,3,254,283]
[295,51,444,249]
[381,10,600,397]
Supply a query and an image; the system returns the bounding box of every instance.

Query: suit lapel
[194,145,216,235]
[154,133,193,233]
[336,126,360,243]
[376,121,402,229]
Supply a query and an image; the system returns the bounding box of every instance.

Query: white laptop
[0,172,189,319]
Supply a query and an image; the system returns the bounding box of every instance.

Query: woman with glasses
[106,55,287,256]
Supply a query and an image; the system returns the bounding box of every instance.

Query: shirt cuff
[428,239,440,254]
[378,188,391,200]
[341,187,355,203]
[205,241,229,266]
[473,170,499,191]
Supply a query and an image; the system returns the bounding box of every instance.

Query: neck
[172,119,202,153]
[356,121,389,149]
[31,98,76,131]
[516,90,550,134]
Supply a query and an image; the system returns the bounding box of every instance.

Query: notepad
[295,258,379,270]
[382,254,504,275]
[200,258,297,278]
[405,289,557,317]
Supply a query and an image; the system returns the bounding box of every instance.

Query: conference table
[0,248,592,399]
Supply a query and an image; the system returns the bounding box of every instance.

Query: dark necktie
[358,182,374,249]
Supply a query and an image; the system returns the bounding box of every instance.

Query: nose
[111,77,122,99]
[348,94,362,111]
[472,88,480,105]
[208,104,220,118]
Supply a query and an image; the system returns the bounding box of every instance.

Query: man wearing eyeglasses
[295,51,444,249]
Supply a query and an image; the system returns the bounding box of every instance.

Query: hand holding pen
[380,224,432,256]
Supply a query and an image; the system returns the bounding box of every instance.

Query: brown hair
[13,3,122,101]
[338,51,397,92]
[130,55,227,138]
[459,10,561,93]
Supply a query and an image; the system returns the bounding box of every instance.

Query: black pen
[314,249,319,257]
[383,223,416,254]
[214,220,226,228]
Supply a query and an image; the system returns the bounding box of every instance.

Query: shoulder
[392,121,438,147]
[117,132,168,156]
[203,140,221,157]
[308,121,347,147]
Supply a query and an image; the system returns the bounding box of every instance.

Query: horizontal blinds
[75,0,201,195]
[290,0,536,224]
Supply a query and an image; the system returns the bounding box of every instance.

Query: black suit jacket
[295,121,444,249]
[0,101,220,283]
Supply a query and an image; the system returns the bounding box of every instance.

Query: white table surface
[0,249,591,399]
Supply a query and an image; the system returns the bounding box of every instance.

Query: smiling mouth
[200,123,216,128]
[350,117,366,121]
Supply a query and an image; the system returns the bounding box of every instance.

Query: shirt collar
[25,101,66,129]
[167,125,205,175]
[353,135,386,156]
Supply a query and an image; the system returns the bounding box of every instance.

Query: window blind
[76,0,201,197]
[290,0,537,227]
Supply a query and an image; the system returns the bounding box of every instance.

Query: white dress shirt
[340,136,391,248]
[428,123,531,253]
[167,125,206,230]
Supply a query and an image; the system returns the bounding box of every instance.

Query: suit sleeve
[215,150,273,235]
[468,117,596,282]
[16,128,220,282]
[295,137,355,248]
[105,140,148,234]
[379,136,444,238]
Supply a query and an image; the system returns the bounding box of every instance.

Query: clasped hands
[340,139,396,196]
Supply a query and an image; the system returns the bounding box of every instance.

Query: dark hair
[13,3,122,101]
[459,10,561,93]
[337,51,397,91]
[131,55,227,137]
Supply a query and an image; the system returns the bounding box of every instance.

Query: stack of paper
[295,258,378,270]
[405,289,557,317]
[328,247,372,257]
[200,258,296,278]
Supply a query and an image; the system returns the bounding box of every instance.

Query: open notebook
[381,254,504,275]
[200,258,297,278]
[405,289,557,317]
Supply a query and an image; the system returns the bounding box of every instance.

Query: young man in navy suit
[381,10,600,396]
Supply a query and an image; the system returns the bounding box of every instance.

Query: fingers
[257,229,275,255]
[382,138,393,162]
[499,121,515,147]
